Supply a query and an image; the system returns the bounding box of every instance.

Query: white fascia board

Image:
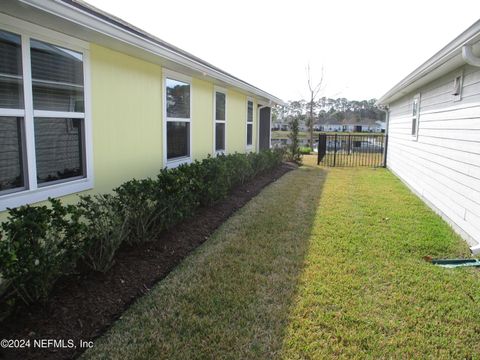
[377,20,480,106]
[18,0,285,106]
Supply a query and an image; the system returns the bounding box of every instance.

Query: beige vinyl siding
[387,64,480,247]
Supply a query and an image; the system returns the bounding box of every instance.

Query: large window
[0,20,91,210]
[214,89,226,153]
[164,71,191,165]
[246,99,253,147]
[411,94,420,139]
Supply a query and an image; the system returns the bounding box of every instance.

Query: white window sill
[166,156,192,169]
[0,177,93,212]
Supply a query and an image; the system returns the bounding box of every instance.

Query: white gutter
[462,44,480,67]
[18,0,285,106]
[377,19,480,105]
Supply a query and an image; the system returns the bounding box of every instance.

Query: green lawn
[84,155,480,359]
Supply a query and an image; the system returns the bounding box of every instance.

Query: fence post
[333,133,337,167]
[317,133,320,165]
[383,134,388,168]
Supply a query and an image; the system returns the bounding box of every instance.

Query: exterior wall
[0,42,263,217]
[191,77,214,160]
[387,64,480,247]
[90,44,163,194]
[226,89,256,153]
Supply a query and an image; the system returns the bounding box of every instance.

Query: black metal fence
[317,133,387,167]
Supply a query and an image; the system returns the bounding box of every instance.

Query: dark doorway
[259,107,271,151]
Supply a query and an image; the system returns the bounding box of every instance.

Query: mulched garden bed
[0,163,295,360]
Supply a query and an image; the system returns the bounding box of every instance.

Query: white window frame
[411,93,420,141]
[162,69,192,168]
[0,14,93,211]
[213,86,227,155]
[246,98,254,150]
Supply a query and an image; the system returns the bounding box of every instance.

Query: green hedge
[299,146,313,154]
[0,149,284,315]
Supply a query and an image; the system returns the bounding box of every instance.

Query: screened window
[165,75,191,161]
[0,30,24,193]
[246,100,253,146]
[214,90,226,152]
[0,30,23,109]
[34,118,84,185]
[31,39,84,112]
[0,25,89,204]
[0,116,24,192]
[167,121,190,159]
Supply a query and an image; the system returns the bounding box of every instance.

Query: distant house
[0,0,283,212]
[377,20,480,253]
[316,118,384,133]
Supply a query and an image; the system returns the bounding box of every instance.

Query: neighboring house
[317,119,384,133]
[0,0,283,213]
[377,20,480,254]
[319,119,343,132]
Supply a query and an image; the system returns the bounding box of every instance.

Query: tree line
[273,97,386,124]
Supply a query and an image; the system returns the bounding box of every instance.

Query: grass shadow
[83,162,329,359]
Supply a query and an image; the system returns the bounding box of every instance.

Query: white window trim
[246,97,254,150]
[0,15,93,212]
[213,86,227,155]
[162,68,192,168]
[411,93,420,141]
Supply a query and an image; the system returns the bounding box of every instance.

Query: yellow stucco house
[0,0,284,213]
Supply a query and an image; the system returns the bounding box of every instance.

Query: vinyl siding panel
[387,64,480,246]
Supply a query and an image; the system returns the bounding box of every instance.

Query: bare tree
[306,65,325,149]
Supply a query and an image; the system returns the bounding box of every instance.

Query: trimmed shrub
[0,198,85,306]
[0,149,284,312]
[114,178,161,244]
[78,194,127,272]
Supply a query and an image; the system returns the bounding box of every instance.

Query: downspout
[378,105,390,168]
[471,244,480,255]
[462,44,480,67]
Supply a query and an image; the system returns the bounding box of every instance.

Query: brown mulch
[0,163,295,360]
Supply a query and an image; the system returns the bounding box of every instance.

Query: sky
[86,0,480,102]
